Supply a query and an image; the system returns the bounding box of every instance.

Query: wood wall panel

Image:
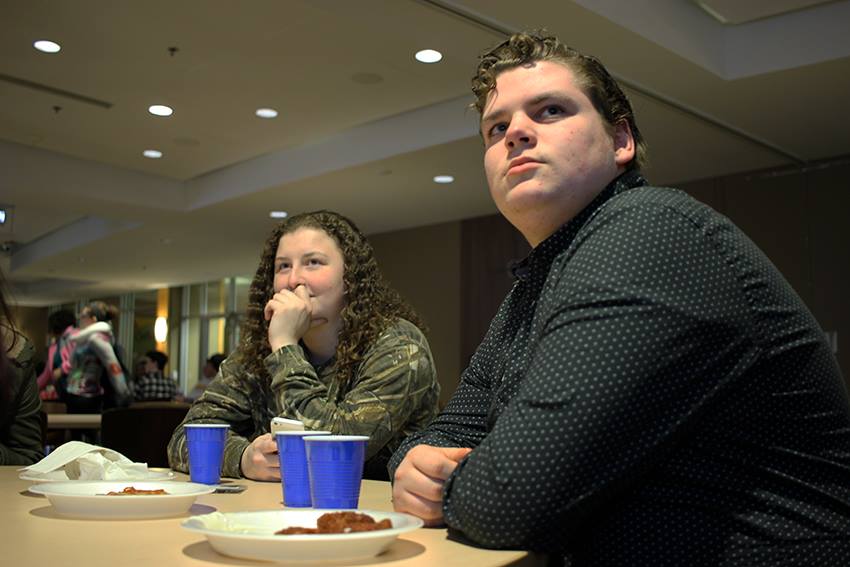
[460,214,529,367]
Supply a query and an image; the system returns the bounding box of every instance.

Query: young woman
[0,269,43,465]
[168,211,440,481]
[36,309,76,401]
[65,301,131,413]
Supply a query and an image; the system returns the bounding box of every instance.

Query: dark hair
[206,353,225,372]
[145,350,168,371]
[48,309,76,336]
[471,31,647,170]
[0,268,16,419]
[84,301,118,323]
[236,210,424,384]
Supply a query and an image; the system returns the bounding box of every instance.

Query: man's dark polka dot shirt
[389,170,850,566]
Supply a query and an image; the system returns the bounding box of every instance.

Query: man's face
[480,60,634,245]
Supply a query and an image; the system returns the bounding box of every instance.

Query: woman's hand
[239,433,280,481]
[264,285,312,352]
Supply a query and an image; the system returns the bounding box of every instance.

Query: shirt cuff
[221,436,251,479]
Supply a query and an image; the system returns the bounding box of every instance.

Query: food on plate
[103,486,169,496]
[275,511,393,535]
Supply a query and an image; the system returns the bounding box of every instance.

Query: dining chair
[100,401,191,467]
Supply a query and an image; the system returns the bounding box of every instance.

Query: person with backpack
[65,301,132,413]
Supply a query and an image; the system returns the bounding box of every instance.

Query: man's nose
[506,113,535,148]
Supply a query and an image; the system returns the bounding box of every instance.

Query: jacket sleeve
[387,295,512,479]
[36,342,57,391]
[60,334,74,375]
[0,341,44,466]
[88,334,132,406]
[167,356,256,478]
[269,321,439,461]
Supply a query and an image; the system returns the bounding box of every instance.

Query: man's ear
[613,120,635,167]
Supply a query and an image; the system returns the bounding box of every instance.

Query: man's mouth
[507,157,541,176]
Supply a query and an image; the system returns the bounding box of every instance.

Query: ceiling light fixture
[433,175,454,184]
[148,104,173,117]
[256,108,278,119]
[33,40,61,53]
[269,211,288,219]
[415,49,443,63]
[143,149,163,159]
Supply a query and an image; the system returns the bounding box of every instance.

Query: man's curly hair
[471,31,648,170]
[235,210,424,384]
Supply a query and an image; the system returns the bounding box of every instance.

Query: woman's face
[78,308,95,329]
[273,227,346,336]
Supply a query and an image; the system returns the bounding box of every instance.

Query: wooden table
[46,413,102,429]
[2,467,544,566]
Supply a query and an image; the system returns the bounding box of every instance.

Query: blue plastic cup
[275,430,330,507]
[184,423,230,485]
[305,435,368,509]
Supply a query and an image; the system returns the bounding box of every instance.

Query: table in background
[46,413,102,429]
[1,467,544,567]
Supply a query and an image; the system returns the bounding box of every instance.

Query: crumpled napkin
[20,441,150,480]
[64,451,149,480]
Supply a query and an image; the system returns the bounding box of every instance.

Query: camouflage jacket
[167,318,439,479]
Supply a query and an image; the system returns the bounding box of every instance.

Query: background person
[65,301,132,413]
[168,210,440,481]
[0,268,43,465]
[35,309,76,401]
[133,350,176,402]
[185,353,225,401]
[389,32,850,565]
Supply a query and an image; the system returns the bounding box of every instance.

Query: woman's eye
[276,263,290,272]
[307,258,323,267]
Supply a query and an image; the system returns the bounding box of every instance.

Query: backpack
[101,342,131,409]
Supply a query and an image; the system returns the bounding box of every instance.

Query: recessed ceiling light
[33,40,61,53]
[433,175,454,184]
[143,149,163,159]
[415,49,443,63]
[269,211,288,219]
[148,104,173,117]
[256,108,278,119]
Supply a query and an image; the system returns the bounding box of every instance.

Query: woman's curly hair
[235,210,424,384]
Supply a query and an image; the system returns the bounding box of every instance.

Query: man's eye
[488,123,507,138]
[541,105,563,117]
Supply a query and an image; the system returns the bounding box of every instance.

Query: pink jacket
[36,326,77,400]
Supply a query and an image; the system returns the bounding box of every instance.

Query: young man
[389,32,850,565]
[133,350,176,402]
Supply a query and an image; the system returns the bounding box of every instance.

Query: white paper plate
[31,481,215,519]
[181,509,423,563]
[19,469,176,484]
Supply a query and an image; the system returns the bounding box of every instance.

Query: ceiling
[2,0,849,305]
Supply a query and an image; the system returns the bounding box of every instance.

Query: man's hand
[264,285,312,352]
[392,445,473,526]
[240,433,280,481]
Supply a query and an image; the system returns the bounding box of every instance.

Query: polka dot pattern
[389,171,850,565]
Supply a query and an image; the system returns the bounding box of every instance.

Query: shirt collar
[511,170,648,281]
